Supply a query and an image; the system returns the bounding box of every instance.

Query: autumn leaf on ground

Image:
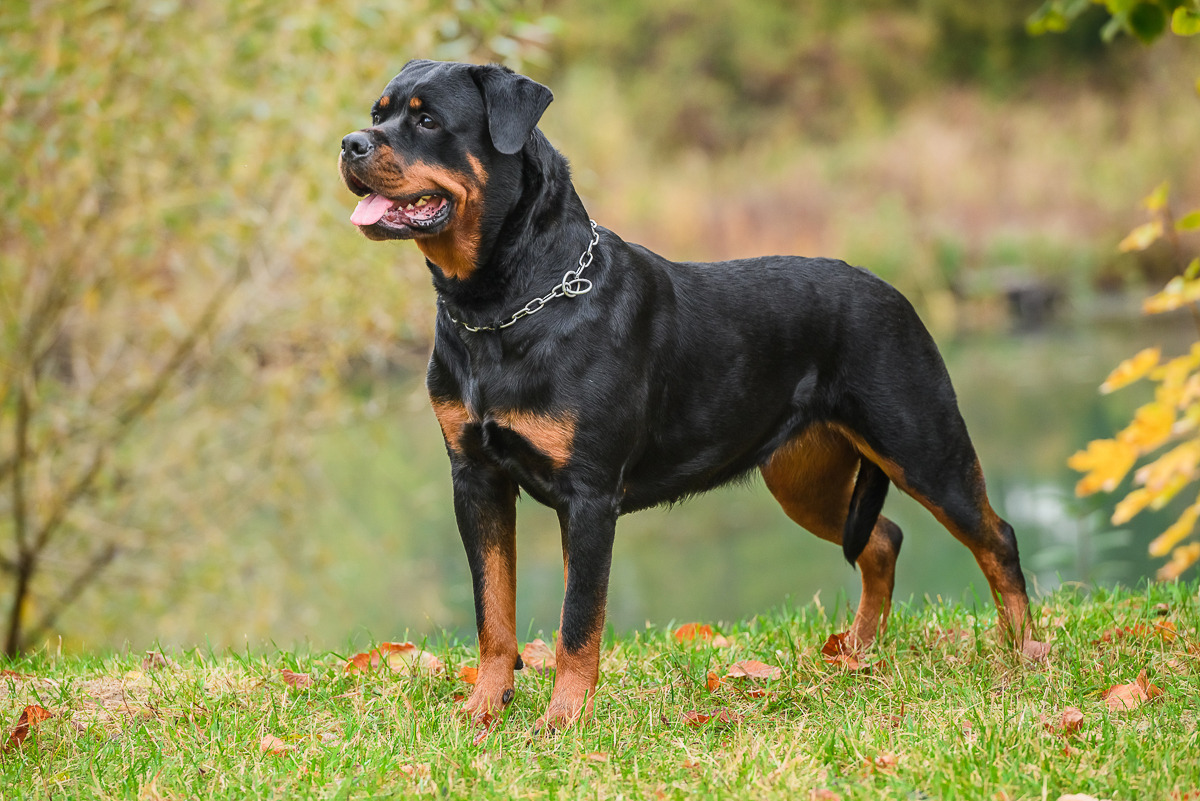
[398,763,431,780]
[1094,621,1177,644]
[458,665,479,684]
[725,660,781,680]
[281,669,314,688]
[820,632,867,670]
[706,671,722,692]
[585,752,610,763]
[259,734,293,756]
[868,752,898,773]
[141,651,177,671]
[1041,707,1085,736]
[520,639,556,673]
[1103,669,1163,711]
[5,704,52,751]
[681,708,742,727]
[674,622,714,642]
[0,669,32,680]
[344,642,444,675]
[809,790,842,801]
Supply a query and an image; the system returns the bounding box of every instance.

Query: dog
[339,60,1044,730]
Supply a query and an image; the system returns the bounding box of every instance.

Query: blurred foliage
[1045,2,1200,579]
[546,0,1121,152]
[0,0,553,654]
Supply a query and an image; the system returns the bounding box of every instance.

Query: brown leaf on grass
[5,704,52,751]
[725,660,781,680]
[1041,707,1085,736]
[810,790,842,801]
[520,639,556,673]
[820,632,869,671]
[1022,639,1052,662]
[869,752,898,773]
[1093,621,1177,644]
[1057,795,1114,801]
[142,651,176,671]
[674,622,714,642]
[458,665,479,684]
[1103,670,1163,711]
[744,687,769,699]
[281,669,314,689]
[398,763,431,780]
[681,708,742,727]
[585,752,610,763]
[259,734,293,756]
[344,642,444,675]
[706,671,722,692]
[712,634,732,647]
[0,669,32,680]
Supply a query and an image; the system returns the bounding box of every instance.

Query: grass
[3,581,1199,800]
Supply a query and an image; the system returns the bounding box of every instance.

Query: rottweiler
[339,60,1045,730]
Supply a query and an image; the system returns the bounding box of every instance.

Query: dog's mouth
[349,190,453,234]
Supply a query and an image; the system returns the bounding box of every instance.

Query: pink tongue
[350,193,396,226]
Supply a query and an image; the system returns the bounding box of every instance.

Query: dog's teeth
[417,196,430,206]
[405,203,415,210]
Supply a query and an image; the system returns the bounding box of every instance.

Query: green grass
[3,582,1199,800]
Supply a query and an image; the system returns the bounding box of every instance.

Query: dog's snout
[341,131,374,160]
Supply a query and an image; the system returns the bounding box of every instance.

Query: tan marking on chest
[494,410,576,468]
[431,399,471,453]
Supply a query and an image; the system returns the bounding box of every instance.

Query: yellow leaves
[1118,402,1175,452]
[1143,181,1170,213]
[1118,220,1163,252]
[1069,439,1138,496]
[1144,275,1200,314]
[1157,542,1200,581]
[1099,347,1159,393]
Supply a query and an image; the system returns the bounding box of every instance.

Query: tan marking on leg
[761,424,900,650]
[431,399,472,453]
[464,512,518,721]
[541,626,602,729]
[494,410,575,468]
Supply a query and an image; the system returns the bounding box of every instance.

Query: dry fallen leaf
[706,671,722,693]
[1094,621,1177,644]
[281,669,314,689]
[712,634,733,648]
[520,639,557,673]
[810,790,842,801]
[1042,707,1085,736]
[585,752,610,763]
[259,734,293,756]
[1103,670,1163,711]
[725,660,781,680]
[344,642,444,675]
[869,752,898,772]
[142,651,177,671]
[681,708,742,727]
[459,665,479,684]
[674,622,715,642]
[0,669,32,680]
[398,763,431,780]
[820,633,867,671]
[5,704,52,751]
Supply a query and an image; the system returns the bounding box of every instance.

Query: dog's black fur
[339,60,1038,728]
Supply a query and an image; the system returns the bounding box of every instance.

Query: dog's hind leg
[760,425,903,649]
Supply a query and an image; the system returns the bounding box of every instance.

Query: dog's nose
[341,131,374,160]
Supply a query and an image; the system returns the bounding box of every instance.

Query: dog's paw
[1021,638,1051,663]
[533,687,595,734]
[461,678,515,725]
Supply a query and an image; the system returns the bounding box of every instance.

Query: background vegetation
[1,0,1198,654]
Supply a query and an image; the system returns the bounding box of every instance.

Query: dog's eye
[371,113,381,125]
[417,114,438,130]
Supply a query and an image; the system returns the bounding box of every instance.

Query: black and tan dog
[339,60,1045,729]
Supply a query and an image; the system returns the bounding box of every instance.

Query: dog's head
[339,60,553,280]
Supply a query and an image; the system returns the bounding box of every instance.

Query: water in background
[304,312,1194,647]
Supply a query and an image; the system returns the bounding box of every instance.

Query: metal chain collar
[445,220,600,333]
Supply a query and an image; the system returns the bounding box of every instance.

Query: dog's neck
[429,132,594,327]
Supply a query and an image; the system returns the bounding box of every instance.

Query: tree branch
[22,542,118,649]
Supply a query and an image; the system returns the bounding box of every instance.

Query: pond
[300,308,1196,649]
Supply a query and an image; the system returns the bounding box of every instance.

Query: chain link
[446,220,600,333]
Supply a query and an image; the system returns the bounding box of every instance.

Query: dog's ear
[473,65,553,155]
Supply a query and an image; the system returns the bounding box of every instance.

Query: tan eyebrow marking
[378,96,390,108]
[409,96,422,110]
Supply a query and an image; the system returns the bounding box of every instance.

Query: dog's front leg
[538,495,618,731]
[452,461,520,723]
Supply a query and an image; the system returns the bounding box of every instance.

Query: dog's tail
[842,458,889,566]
